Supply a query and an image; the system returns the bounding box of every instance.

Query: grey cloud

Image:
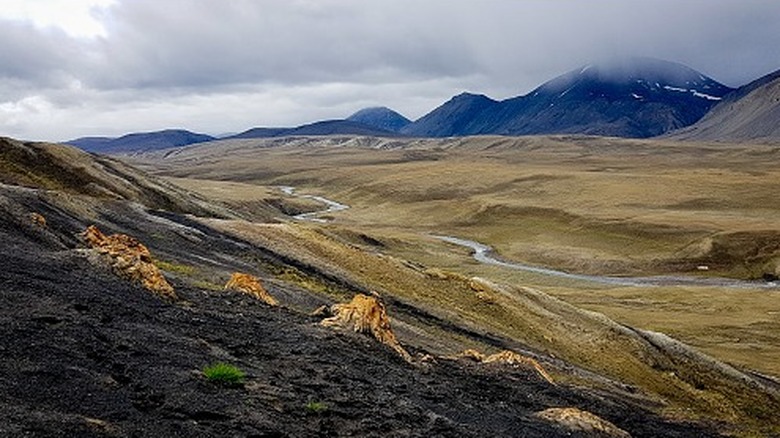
[87,0,481,89]
[1,0,780,141]
[0,21,82,87]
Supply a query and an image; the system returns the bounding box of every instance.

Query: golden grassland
[136,135,780,380]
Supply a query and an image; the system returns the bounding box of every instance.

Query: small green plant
[203,362,245,385]
[305,401,328,413]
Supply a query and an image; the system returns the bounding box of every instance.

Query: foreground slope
[2,137,778,436]
[666,68,780,142]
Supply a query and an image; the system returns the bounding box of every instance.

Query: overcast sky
[2,0,779,141]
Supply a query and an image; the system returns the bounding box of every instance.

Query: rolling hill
[346,107,412,132]
[67,129,215,154]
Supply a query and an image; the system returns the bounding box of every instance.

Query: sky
[1,0,779,141]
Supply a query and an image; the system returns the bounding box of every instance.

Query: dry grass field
[131,135,780,381]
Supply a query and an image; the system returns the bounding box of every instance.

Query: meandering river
[278,186,350,223]
[432,235,778,289]
[279,186,777,289]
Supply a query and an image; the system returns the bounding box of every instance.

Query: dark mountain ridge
[64,58,780,152]
[67,129,215,154]
[402,57,733,138]
[226,119,404,140]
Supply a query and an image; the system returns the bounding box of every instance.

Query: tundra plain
[133,135,780,382]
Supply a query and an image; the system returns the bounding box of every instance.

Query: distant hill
[402,57,733,138]
[227,119,403,139]
[665,68,780,142]
[226,127,292,139]
[346,107,411,132]
[67,129,215,153]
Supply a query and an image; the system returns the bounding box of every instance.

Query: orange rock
[224,272,279,306]
[534,407,631,437]
[321,294,411,362]
[30,212,47,228]
[457,349,555,384]
[81,225,176,300]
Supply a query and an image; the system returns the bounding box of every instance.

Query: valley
[131,135,780,382]
[2,134,779,436]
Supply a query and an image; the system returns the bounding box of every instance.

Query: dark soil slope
[0,183,717,437]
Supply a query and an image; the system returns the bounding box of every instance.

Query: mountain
[346,107,412,132]
[402,93,498,137]
[67,129,215,153]
[665,68,780,142]
[227,119,403,139]
[402,58,733,138]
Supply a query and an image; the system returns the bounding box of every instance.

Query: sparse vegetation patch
[203,362,245,385]
[305,401,328,413]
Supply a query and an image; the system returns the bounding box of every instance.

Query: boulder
[81,225,176,300]
[321,294,411,362]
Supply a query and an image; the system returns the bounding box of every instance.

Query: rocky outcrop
[321,294,411,362]
[224,272,278,306]
[458,349,555,384]
[30,212,46,228]
[534,407,631,437]
[81,225,176,300]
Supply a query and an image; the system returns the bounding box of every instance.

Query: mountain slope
[403,58,732,138]
[665,68,780,142]
[401,93,498,137]
[347,107,412,132]
[67,129,216,154]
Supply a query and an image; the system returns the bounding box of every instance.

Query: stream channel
[280,186,778,289]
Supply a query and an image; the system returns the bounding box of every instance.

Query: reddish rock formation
[321,294,411,362]
[81,225,176,300]
[30,212,46,228]
[457,349,555,384]
[534,407,632,437]
[224,272,279,306]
